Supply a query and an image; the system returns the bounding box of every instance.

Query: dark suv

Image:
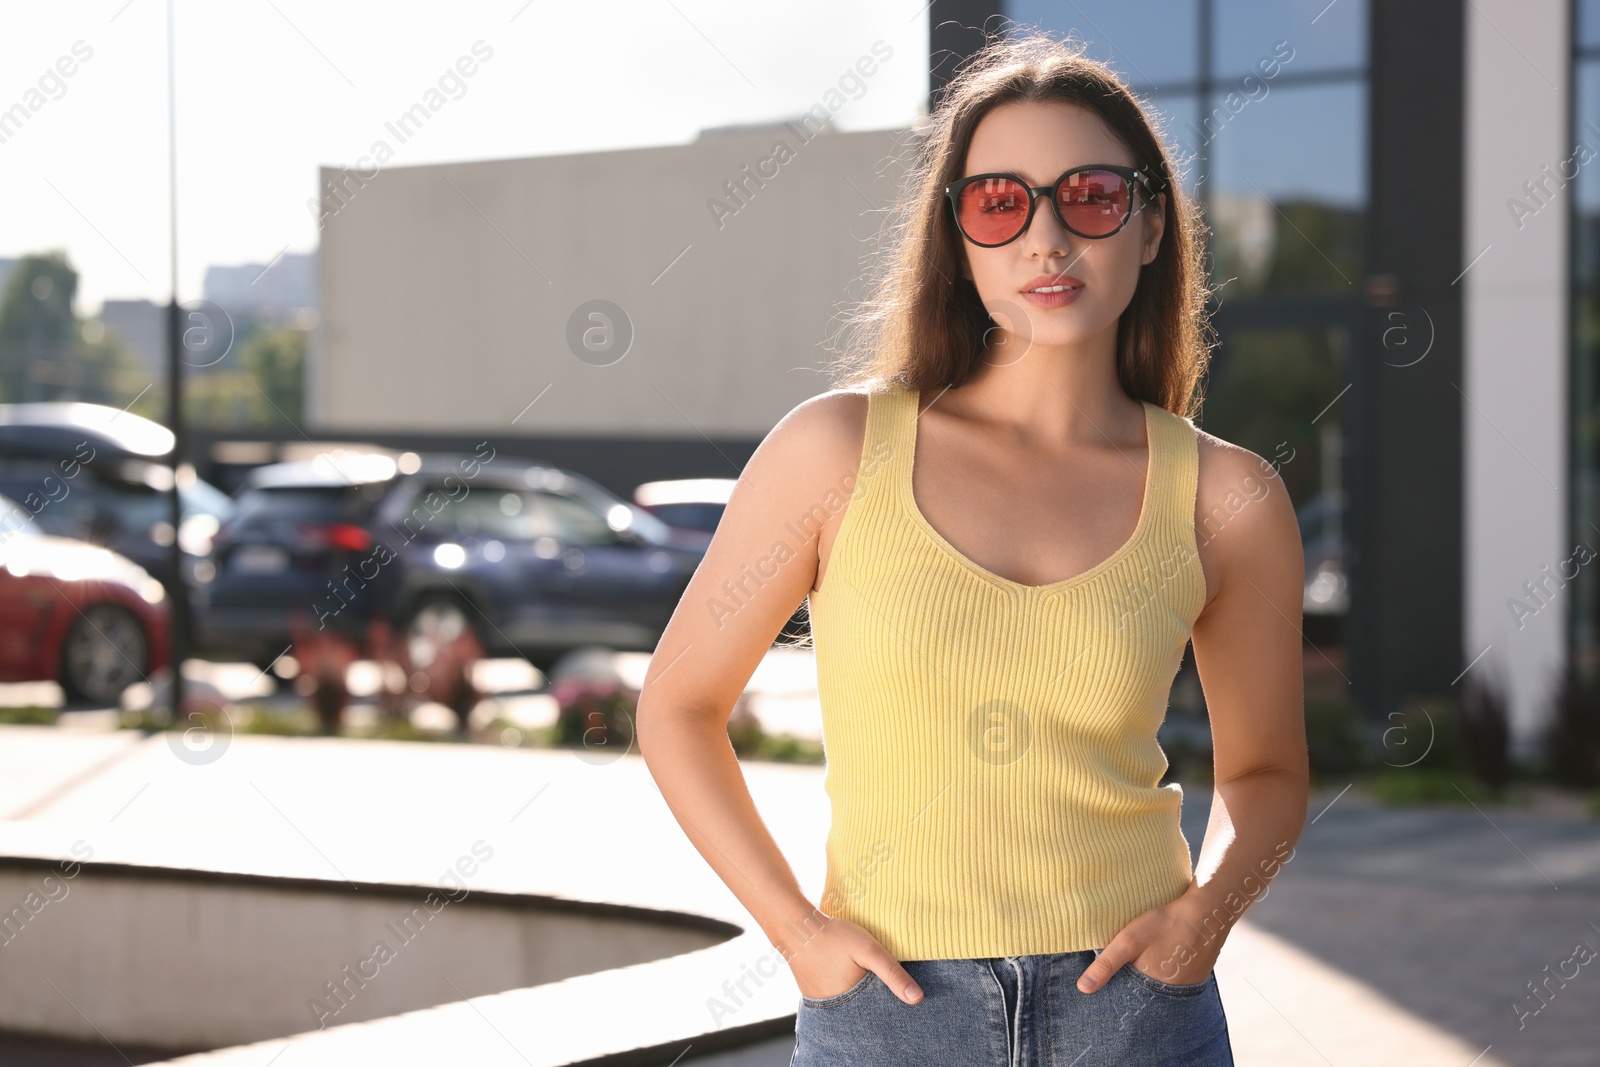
[193,448,711,674]
[0,402,235,595]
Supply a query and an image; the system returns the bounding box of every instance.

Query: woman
[637,29,1309,1067]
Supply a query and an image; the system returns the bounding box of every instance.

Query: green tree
[1209,199,1364,299]
[185,370,262,429]
[1199,327,1341,508]
[0,250,150,408]
[0,251,78,402]
[184,322,308,429]
[239,325,305,426]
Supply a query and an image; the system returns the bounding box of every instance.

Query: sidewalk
[0,711,1595,1063]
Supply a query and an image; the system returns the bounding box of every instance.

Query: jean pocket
[1125,963,1212,997]
[799,969,875,1009]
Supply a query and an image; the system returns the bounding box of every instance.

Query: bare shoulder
[726,385,876,550]
[754,388,873,590]
[765,387,869,460]
[750,387,870,503]
[1192,425,1304,611]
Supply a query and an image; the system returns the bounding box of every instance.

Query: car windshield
[623,501,676,544]
[0,494,41,542]
[183,477,236,520]
[559,478,675,545]
[644,501,724,534]
[230,485,378,528]
[396,480,678,547]
[99,480,237,530]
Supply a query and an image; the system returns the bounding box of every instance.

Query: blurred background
[0,2,1596,1065]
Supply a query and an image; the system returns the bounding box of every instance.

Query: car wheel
[61,604,150,706]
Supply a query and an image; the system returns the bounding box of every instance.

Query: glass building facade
[978,1,1370,633]
[924,1,1485,733]
[1005,1,1368,288]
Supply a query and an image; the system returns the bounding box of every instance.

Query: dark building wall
[1349,1,1465,719]
[930,1,1004,108]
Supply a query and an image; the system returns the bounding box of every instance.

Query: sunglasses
[944,164,1166,247]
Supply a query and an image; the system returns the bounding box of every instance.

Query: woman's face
[953,99,1165,359]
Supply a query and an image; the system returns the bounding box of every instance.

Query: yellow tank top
[806,384,1208,961]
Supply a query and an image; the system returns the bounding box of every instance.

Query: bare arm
[635,390,925,1005]
[1078,436,1310,992]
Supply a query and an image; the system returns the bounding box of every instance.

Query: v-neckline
[902,391,1159,595]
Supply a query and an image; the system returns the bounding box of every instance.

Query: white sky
[1,1,930,314]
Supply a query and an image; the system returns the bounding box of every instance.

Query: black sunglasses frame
[943,164,1167,248]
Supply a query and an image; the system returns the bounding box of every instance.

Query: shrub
[550,676,637,755]
[0,705,58,725]
[1365,691,1514,805]
[362,717,426,742]
[726,694,765,756]
[121,705,172,730]
[1544,661,1600,788]
[1304,695,1368,778]
[723,694,828,763]
[756,733,826,764]
[238,705,318,736]
[1376,694,1462,773]
[1366,766,1500,806]
[1460,665,1512,788]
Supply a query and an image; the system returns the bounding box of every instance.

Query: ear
[1141,192,1167,266]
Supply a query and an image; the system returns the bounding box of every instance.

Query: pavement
[0,649,1596,1065]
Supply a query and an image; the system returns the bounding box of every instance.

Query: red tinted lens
[955,176,1031,245]
[1057,170,1131,236]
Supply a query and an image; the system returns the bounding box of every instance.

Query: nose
[1020,189,1078,258]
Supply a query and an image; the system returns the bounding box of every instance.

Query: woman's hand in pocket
[1077,896,1221,993]
[786,914,923,1004]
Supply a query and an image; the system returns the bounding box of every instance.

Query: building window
[1003,0,1368,629]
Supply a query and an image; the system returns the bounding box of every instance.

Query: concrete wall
[1462,2,1572,755]
[310,125,912,439]
[0,866,728,1050]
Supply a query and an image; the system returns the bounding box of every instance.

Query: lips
[1019,271,1086,309]
[1022,271,1084,294]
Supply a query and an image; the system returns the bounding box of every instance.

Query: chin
[1028,323,1103,348]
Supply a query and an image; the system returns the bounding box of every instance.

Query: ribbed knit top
[806,385,1208,961]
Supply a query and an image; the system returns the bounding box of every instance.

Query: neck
[943,330,1138,444]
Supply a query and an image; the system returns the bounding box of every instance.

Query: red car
[0,493,170,706]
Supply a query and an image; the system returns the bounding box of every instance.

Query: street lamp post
[164,0,187,724]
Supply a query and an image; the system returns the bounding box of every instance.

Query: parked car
[0,402,234,595]
[194,449,711,675]
[632,476,815,643]
[632,477,737,535]
[0,493,171,705]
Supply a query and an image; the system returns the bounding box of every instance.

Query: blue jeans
[790,948,1234,1066]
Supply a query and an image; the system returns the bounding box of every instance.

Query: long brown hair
[830,27,1214,419]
